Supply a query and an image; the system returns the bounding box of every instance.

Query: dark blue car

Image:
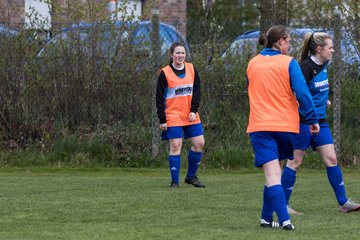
[0,23,19,37]
[222,28,359,76]
[37,20,190,67]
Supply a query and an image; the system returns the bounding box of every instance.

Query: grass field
[0,167,359,240]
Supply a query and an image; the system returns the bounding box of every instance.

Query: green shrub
[0,9,359,168]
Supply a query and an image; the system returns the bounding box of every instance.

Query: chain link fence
[0,17,359,167]
[188,17,359,167]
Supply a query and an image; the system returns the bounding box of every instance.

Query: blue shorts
[249,131,296,167]
[161,123,204,140]
[294,122,333,151]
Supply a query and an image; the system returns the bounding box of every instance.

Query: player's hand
[327,100,331,108]
[310,123,320,135]
[159,123,167,131]
[189,112,196,122]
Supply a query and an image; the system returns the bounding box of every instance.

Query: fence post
[332,10,342,159]
[151,7,161,159]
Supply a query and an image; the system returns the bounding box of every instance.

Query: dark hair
[168,42,186,64]
[299,32,332,62]
[258,25,289,48]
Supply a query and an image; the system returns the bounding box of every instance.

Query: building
[0,0,187,36]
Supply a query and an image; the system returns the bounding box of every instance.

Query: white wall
[25,0,52,29]
[24,0,142,29]
[108,0,142,20]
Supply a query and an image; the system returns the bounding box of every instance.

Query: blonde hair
[299,32,332,62]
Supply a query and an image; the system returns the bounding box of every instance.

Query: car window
[160,25,182,56]
[37,29,93,59]
[223,39,257,59]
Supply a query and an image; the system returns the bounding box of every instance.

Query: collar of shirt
[259,48,282,56]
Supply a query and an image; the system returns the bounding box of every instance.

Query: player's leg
[318,143,360,212]
[281,123,311,214]
[282,150,305,215]
[260,185,280,228]
[168,138,183,187]
[251,132,294,230]
[184,123,205,187]
[162,126,184,187]
[315,123,360,212]
[263,160,294,230]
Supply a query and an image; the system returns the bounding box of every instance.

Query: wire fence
[0,17,359,167]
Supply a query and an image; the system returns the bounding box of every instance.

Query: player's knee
[192,138,204,152]
[169,144,182,155]
[192,143,204,152]
[288,158,303,170]
[325,155,338,166]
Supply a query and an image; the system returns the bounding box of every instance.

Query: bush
[0,17,359,168]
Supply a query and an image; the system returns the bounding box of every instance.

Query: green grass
[0,168,360,240]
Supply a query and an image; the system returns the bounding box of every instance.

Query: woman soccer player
[156,42,205,188]
[282,32,360,214]
[246,25,319,230]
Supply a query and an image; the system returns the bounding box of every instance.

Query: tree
[259,0,287,34]
[187,0,259,44]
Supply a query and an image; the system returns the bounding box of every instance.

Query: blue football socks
[327,165,347,206]
[168,155,181,183]
[281,166,297,205]
[261,186,274,222]
[267,184,290,225]
[186,150,202,178]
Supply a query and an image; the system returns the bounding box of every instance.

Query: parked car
[222,28,360,77]
[0,23,19,38]
[36,20,190,68]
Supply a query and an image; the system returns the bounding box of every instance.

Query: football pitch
[0,168,359,240]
